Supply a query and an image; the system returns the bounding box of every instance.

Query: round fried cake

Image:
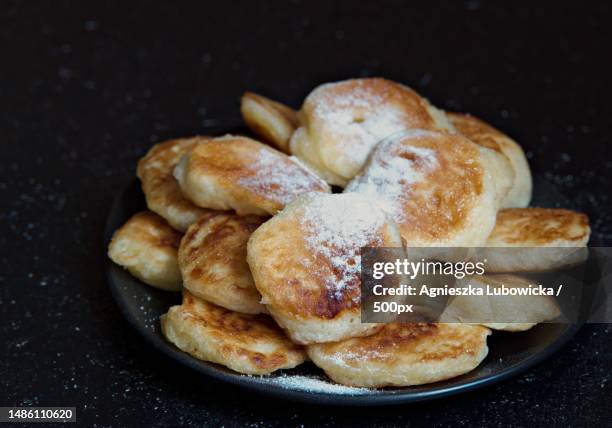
[137,137,215,232]
[442,274,561,331]
[240,91,299,153]
[174,135,330,216]
[161,292,306,375]
[345,130,499,247]
[108,211,182,291]
[247,192,404,345]
[448,112,532,208]
[307,323,491,387]
[179,212,266,314]
[480,208,590,272]
[289,78,455,187]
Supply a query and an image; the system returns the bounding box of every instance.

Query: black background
[2,1,612,426]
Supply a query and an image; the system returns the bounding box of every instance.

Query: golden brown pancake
[247,192,404,344]
[441,274,561,331]
[108,211,182,291]
[289,78,455,186]
[345,130,498,247]
[161,292,306,375]
[488,208,590,246]
[240,91,299,153]
[307,323,490,387]
[480,208,590,272]
[448,112,532,208]
[174,135,330,216]
[137,137,215,232]
[179,212,267,314]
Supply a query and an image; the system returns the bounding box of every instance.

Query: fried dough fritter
[179,212,266,314]
[289,78,455,186]
[240,92,299,153]
[488,208,590,246]
[137,137,216,232]
[441,275,561,331]
[108,211,182,291]
[307,323,490,387]
[448,112,532,208]
[161,292,306,375]
[345,130,498,247]
[481,208,590,272]
[247,192,404,345]
[173,135,330,216]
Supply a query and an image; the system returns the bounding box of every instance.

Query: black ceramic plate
[105,176,580,406]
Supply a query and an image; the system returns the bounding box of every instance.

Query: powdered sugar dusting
[300,193,387,302]
[237,146,328,204]
[266,374,371,394]
[345,133,439,223]
[311,84,409,165]
[289,155,329,187]
[326,349,387,369]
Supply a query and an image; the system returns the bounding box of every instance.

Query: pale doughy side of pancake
[289,127,348,186]
[448,112,532,208]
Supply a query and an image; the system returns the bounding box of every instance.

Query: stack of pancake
[108,78,590,388]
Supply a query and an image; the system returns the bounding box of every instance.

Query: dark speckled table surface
[1,1,612,426]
